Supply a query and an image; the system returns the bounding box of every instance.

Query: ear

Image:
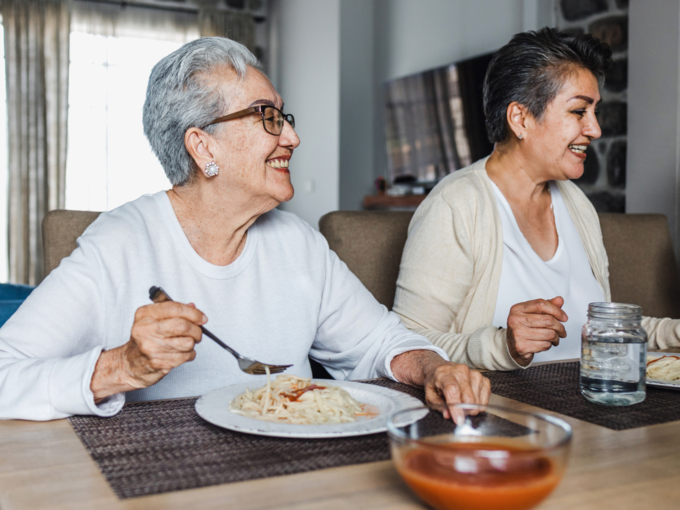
[184,127,217,173]
[506,101,530,140]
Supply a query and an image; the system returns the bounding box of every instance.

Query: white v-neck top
[490,181,604,362]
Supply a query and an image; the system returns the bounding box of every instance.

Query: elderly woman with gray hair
[0,37,489,421]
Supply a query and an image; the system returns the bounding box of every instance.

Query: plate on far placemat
[195,379,422,438]
[647,352,680,390]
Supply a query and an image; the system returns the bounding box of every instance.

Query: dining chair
[599,213,680,319]
[319,211,414,311]
[319,210,680,319]
[42,210,101,277]
[0,209,96,327]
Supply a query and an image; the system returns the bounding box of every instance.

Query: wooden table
[2,375,680,509]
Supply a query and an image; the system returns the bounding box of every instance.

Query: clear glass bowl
[387,404,572,510]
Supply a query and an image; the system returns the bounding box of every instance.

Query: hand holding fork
[149,287,291,375]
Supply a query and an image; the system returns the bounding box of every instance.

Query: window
[66,1,200,211]
[66,33,187,211]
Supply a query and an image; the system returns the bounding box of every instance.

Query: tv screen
[383,52,494,184]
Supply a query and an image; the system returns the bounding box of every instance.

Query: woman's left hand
[391,350,491,423]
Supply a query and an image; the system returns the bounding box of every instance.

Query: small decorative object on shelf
[387,184,411,197]
[365,174,430,210]
[374,176,387,196]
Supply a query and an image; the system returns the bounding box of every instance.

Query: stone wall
[556,0,628,212]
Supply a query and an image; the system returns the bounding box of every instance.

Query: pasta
[229,370,374,425]
[646,355,680,382]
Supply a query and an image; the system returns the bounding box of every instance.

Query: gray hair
[143,37,261,185]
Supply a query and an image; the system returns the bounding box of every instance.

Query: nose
[279,118,300,149]
[583,111,602,140]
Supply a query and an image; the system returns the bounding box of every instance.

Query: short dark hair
[483,27,612,144]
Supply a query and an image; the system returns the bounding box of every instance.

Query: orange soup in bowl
[395,442,560,510]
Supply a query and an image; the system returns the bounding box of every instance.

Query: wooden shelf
[362,194,427,210]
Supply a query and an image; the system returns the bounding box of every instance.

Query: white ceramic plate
[195,380,422,438]
[646,352,680,390]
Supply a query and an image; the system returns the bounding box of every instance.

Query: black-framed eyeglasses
[201,105,295,136]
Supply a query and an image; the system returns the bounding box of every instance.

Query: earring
[518,133,524,140]
[205,161,219,177]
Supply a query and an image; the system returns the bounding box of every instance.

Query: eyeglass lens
[263,106,295,135]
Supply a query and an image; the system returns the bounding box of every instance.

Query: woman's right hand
[506,297,568,366]
[91,301,206,402]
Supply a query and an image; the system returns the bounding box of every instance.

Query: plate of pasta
[195,373,422,438]
[646,353,680,390]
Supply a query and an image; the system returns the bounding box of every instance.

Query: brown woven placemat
[486,361,680,430]
[68,379,422,499]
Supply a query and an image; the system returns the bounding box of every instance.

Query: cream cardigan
[393,157,680,370]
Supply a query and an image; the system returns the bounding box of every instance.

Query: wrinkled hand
[423,363,491,423]
[391,350,490,424]
[507,296,567,366]
[122,301,206,389]
[91,301,207,402]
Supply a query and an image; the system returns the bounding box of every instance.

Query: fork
[148,286,292,375]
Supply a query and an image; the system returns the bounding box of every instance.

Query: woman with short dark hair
[393,28,680,370]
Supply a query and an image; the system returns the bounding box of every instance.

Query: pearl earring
[518,133,524,140]
[205,161,219,177]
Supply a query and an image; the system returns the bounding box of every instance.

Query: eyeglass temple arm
[202,106,262,129]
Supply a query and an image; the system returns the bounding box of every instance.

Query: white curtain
[2,0,70,285]
[70,0,200,42]
[199,8,255,51]
[71,0,256,47]
[66,2,201,215]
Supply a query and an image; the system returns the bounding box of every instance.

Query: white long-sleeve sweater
[0,191,447,421]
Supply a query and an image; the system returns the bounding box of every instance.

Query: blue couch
[0,283,35,327]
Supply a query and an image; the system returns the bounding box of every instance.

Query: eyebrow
[569,95,602,105]
[249,99,276,107]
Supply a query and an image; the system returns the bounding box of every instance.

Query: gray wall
[339,0,376,211]
[272,0,341,228]
[374,0,525,79]
[627,0,680,262]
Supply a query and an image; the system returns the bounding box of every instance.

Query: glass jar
[580,302,647,406]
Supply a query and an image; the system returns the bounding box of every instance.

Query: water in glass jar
[580,335,646,406]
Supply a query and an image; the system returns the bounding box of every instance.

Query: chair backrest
[319,211,414,310]
[599,213,680,319]
[319,210,680,319]
[42,210,101,277]
[42,209,680,319]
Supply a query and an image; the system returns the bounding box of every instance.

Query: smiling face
[523,66,602,181]
[206,66,300,205]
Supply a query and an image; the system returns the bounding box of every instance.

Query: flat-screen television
[383,52,495,184]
